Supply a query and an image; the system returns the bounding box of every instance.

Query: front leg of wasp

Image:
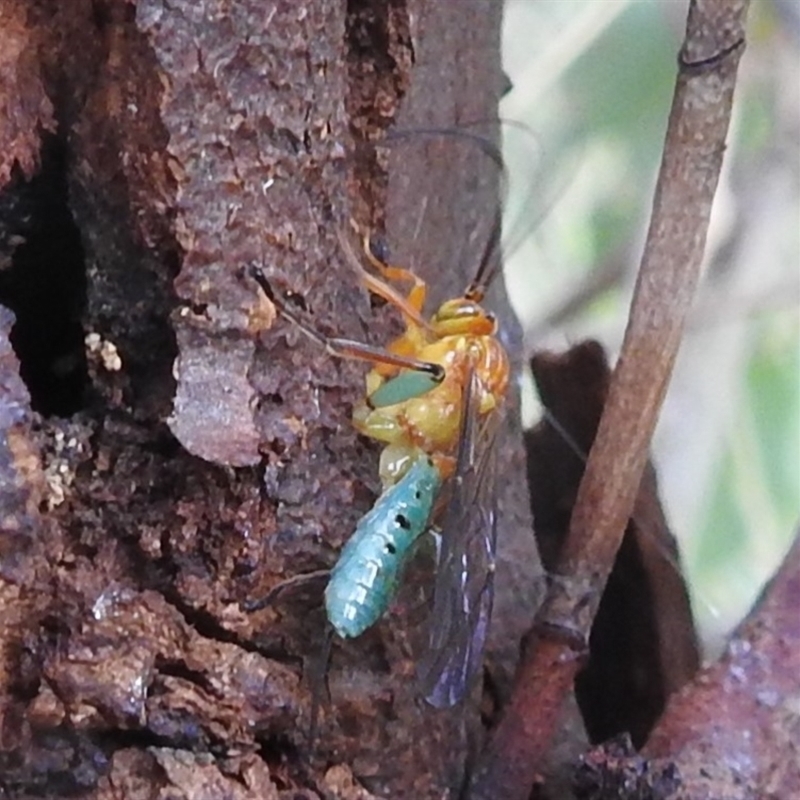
[248,266,443,390]
[336,227,429,327]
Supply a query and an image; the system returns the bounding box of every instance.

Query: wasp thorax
[431,298,497,337]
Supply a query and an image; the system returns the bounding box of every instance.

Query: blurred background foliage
[500,0,799,653]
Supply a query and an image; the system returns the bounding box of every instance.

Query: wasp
[249,129,510,708]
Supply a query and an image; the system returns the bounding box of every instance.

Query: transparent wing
[417,365,501,708]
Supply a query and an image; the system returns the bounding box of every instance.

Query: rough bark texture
[0,1,539,798]
[6,2,793,800]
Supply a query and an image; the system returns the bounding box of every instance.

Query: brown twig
[467,2,750,798]
[526,341,700,750]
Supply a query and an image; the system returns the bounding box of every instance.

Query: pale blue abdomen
[325,456,442,638]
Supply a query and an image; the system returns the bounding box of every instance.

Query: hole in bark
[0,136,88,416]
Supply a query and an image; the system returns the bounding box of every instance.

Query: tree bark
[0,1,538,798]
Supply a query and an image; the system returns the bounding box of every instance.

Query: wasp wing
[418,365,501,708]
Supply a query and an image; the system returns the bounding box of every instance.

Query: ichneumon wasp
[247,126,514,708]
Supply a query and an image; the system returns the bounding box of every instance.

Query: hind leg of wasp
[248,265,444,386]
[242,569,331,613]
[243,571,333,752]
[306,625,335,753]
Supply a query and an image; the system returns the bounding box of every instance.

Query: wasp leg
[242,569,331,612]
[335,227,432,333]
[359,231,427,315]
[248,266,444,382]
[307,625,334,753]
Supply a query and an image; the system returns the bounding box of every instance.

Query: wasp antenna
[465,205,504,299]
[464,284,486,304]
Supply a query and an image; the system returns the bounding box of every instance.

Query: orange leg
[335,228,432,333]
[360,233,427,316]
[248,266,444,382]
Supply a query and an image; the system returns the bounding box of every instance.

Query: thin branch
[467,2,750,798]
